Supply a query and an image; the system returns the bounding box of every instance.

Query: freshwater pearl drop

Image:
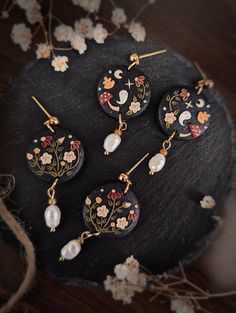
[44,204,61,231]
[103,133,121,155]
[60,240,81,260]
[148,153,166,175]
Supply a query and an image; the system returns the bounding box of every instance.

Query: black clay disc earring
[59,153,149,261]
[148,64,214,175]
[26,96,84,232]
[97,50,167,155]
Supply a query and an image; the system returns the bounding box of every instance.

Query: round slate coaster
[0,36,235,287]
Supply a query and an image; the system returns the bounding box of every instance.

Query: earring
[26,96,84,232]
[59,153,149,261]
[148,64,214,175]
[97,49,167,155]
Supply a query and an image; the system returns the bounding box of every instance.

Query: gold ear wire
[31,96,60,133]
[194,63,214,95]
[118,153,149,193]
[128,49,167,70]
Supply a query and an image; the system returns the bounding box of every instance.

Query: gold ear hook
[128,49,167,71]
[32,96,60,133]
[194,63,214,95]
[118,153,149,193]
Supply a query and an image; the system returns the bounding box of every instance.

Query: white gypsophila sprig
[74,18,94,39]
[111,8,127,27]
[104,255,147,304]
[16,0,38,10]
[128,21,146,42]
[171,299,195,313]
[11,23,32,51]
[200,195,216,209]
[54,24,74,42]
[70,32,87,54]
[35,43,51,59]
[51,56,69,72]
[93,23,108,44]
[71,0,101,13]
[25,4,43,25]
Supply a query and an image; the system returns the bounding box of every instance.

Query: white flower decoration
[97,205,109,218]
[51,56,69,72]
[54,24,74,42]
[63,151,76,163]
[11,23,32,51]
[40,152,52,165]
[74,18,94,39]
[93,23,108,44]
[71,0,101,13]
[16,0,38,10]
[111,8,127,27]
[200,195,216,209]
[36,43,51,59]
[70,33,87,54]
[171,299,195,313]
[85,197,91,205]
[114,264,129,280]
[128,21,146,42]
[26,4,42,25]
[116,217,128,230]
[129,101,141,113]
[26,153,33,160]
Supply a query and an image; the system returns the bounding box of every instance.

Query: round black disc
[158,87,211,140]
[83,182,140,237]
[26,127,84,183]
[97,65,151,120]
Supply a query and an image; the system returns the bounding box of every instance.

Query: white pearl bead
[148,153,166,175]
[103,133,121,155]
[44,204,61,232]
[60,239,81,260]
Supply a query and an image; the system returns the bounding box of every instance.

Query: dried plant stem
[109,0,116,9]
[48,0,53,48]
[133,1,153,21]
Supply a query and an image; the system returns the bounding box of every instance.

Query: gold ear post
[31,96,60,133]
[118,153,149,193]
[128,49,167,70]
[194,63,214,95]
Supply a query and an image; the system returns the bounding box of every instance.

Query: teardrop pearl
[103,133,121,155]
[148,153,166,175]
[44,204,61,232]
[60,239,81,261]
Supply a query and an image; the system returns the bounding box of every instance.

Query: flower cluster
[1,0,157,72]
[104,255,147,304]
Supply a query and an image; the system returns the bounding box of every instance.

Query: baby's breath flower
[171,299,195,313]
[70,32,87,54]
[26,4,43,25]
[71,0,101,13]
[93,23,108,44]
[54,24,74,42]
[128,21,146,42]
[11,23,32,51]
[51,56,69,72]
[74,18,94,39]
[111,8,127,27]
[200,195,216,209]
[36,43,51,59]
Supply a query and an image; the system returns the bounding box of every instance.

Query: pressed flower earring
[59,153,149,261]
[148,64,214,175]
[97,49,167,155]
[26,96,84,232]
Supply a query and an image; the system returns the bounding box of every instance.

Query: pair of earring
[97,51,213,175]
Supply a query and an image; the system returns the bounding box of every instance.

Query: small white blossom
[71,0,101,13]
[128,21,146,42]
[26,4,43,25]
[51,56,69,72]
[54,24,74,42]
[16,0,38,10]
[74,18,94,39]
[111,8,127,27]
[93,23,108,44]
[171,299,195,313]
[36,43,51,59]
[70,33,87,54]
[200,195,216,209]
[11,23,32,51]
[114,264,129,281]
